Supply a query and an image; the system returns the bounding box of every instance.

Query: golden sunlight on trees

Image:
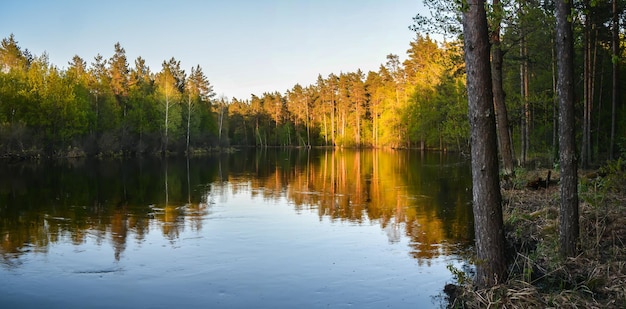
[155,58,185,154]
[1,12,625,163]
[1,34,472,157]
[222,35,468,151]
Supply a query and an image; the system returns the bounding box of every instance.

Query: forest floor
[446,162,626,308]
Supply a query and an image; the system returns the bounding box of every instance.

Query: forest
[1,0,625,168]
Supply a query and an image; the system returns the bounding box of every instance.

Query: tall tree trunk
[331,94,336,146]
[139,102,143,153]
[356,100,361,146]
[218,104,225,145]
[555,0,580,258]
[242,118,248,146]
[491,0,515,175]
[581,14,591,168]
[582,11,599,167]
[462,0,507,288]
[186,95,191,155]
[520,30,530,166]
[323,114,328,146]
[94,92,99,135]
[591,30,598,160]
[164,90,169,155]
[340,111,345,142]
[596,62,605,158]
[610,0,619,160]
[306,99,311,147]
[552,36,559,163]
[255,118,262,146]
[275,101,279,145]
[372,109,377,148]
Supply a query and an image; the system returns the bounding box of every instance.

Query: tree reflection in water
[0,149,473,266]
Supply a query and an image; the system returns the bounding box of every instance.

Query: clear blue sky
[1,0,428,99]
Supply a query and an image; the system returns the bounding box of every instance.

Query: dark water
[0,149,474,308]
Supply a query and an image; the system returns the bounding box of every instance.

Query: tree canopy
[1,1,626,162]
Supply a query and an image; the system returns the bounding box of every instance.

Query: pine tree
[462,0,507,287]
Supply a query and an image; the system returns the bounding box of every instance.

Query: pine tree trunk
[491,0,515,175]
[331,95,336,146]
[164,92,169,155]
[462,0,507,287]
[306,98,311,147]
[582,8,599,167]
[372,111,376,148]
[218,104,224,145]
[552,36,559,163]
[520,30,530,165]
[555,0,580,258]
[596,65,605,154]
[581,15,590,169]
[186,95,191,155]
[242,118,248,145]
[323,114,328,146]
[139,100,144,153]
[610,0,619,160]
[356,101,360,146]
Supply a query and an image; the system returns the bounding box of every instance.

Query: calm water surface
[0,149,474,308]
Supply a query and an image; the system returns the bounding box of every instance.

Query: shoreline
[446,165,626,308]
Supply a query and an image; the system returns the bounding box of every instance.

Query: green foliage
[2,0,625,162]
[447,263,472,286]
[0,38,224,157]
[0,32,473,153]
[598,158,626,193]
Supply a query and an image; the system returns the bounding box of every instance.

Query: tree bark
[186,95,191,155]
[552,36,559,163]
[581,8,592,169]
[555,0,579,258]
[306,97,311,147]
[610,0,619,160]
[218,103,225,144]
[520,29,530,166]
[462,0,507,288]
[491,0,515,175]
[164,88,169,155]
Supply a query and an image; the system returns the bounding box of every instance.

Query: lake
[0,149,474,308]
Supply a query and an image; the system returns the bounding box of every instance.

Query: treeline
[225,0,626,166]
[2,0,626,166]
[0,36,216,158]
[0,34,470,158]
[224,37,469,150]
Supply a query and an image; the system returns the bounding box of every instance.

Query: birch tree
[156,58,185,154]
[185,64,214,154]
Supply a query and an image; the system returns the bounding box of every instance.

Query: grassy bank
[447,160,626,308]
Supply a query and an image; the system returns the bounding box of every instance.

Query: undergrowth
[446,161,626,308]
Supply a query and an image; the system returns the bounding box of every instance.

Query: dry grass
[447,166,626,309]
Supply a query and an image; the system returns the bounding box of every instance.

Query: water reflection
[0,149,473,267]
[245,149,475,263]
